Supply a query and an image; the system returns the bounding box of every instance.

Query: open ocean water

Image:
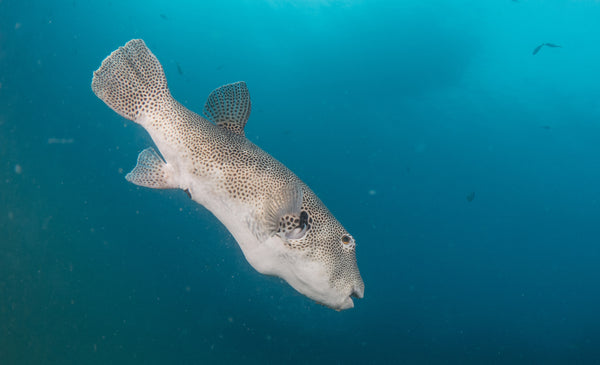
[1,0,600,364]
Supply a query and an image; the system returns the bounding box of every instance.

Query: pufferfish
[91,39,364,310]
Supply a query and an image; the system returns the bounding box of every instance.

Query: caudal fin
[91,39,171,122]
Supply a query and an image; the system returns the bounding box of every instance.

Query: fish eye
[341,234,356,250]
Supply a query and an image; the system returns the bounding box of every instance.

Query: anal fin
[125,147,176,189]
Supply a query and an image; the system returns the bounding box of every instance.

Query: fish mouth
[337,285,365,311]
[340,296,354,310]
[351,285,364,299]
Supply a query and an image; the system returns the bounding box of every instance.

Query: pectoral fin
[263,183,303,236]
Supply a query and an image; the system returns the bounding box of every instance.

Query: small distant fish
[540,125,551,130]
[216,64,224,71]
[160,14,168,20]
[532,43,562,55]
[466,192,475,202]
[176,62,183,75]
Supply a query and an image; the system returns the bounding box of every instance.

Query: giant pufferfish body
[91,39,364,310]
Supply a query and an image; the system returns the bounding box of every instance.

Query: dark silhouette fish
[160,14,168,20]
[466,192,475,202]
[532,43,562,55]
[176,62,183,75]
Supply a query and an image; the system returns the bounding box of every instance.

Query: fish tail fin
[91,39,171,122]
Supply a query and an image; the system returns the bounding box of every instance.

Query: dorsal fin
[203,81,251,136]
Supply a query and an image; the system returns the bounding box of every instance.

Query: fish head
[300,221,365,311]
[259,191,365,311]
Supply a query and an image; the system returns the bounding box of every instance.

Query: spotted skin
[91,39,364,310]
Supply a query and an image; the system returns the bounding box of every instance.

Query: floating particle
[42,215,53,230]
[14,164,22,174]
[368,189,376,196]
[47,137,74,144]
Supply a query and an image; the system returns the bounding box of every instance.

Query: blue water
[2,0,600,363]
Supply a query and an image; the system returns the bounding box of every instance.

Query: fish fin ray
[203,81,251,136]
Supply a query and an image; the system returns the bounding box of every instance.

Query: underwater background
[1,0,600,363]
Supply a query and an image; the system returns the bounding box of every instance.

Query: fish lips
[335,285,365,311]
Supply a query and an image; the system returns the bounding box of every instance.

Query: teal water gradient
[1,0,600,363]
